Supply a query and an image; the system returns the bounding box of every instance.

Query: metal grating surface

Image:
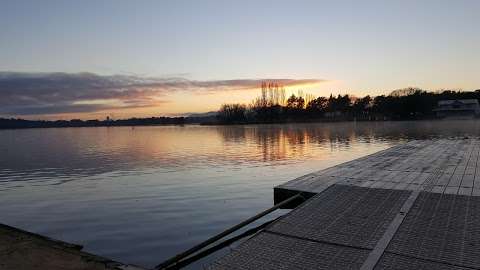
[374,253,471,270]
[208,232,370,270]
[268,185,411,249]
[386,192,480,269]
[211,139,480,269]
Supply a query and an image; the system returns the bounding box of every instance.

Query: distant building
[434,99,480,118]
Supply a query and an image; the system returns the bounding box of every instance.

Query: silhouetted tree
[215,87,480,124]
[217,104,247,123]
[352,96,372,119]
[286,94,305,110]
[306,97,328,117]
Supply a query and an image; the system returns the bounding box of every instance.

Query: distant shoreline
[1,116,477,130]
[0,116,213,130]
[204,116,479,125]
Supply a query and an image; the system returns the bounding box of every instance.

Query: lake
[1,120,479,269]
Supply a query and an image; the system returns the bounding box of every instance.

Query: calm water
[1,120,479,268]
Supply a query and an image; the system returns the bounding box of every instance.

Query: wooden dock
[209,138,480,269]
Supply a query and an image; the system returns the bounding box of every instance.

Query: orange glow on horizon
[18,80,347,120]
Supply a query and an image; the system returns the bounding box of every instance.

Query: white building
[434,99,480,118]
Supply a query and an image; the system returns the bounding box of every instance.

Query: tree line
[217,83,480,124]
[0,117,191,129]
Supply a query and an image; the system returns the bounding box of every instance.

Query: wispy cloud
[0,72,325,116]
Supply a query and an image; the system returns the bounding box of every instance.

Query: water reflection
[0,120,479,268]
[216,120,480,163]
[1,121,478,186]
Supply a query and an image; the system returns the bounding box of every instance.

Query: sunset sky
[1,0,479,120]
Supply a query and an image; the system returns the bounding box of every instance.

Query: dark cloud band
[0,72,325,116]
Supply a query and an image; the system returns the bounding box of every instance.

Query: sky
[1,0,479,120]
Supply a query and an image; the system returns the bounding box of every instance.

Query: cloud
[0,72,326,116]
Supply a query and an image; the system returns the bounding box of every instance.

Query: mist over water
[0,120,479,268]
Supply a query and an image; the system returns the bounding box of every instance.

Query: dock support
[155,193,305,270]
